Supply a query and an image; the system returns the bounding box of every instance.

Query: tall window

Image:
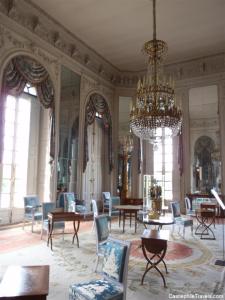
[1,95,31,208]
[154,128,173,201]
[0,84,37,209]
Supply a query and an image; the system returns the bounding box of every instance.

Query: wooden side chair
[69,237,131,300]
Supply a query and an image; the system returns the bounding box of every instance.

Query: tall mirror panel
[189,85,221,194]
[58,66,81,193]
[118,96,133,199]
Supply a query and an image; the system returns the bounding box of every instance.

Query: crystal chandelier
[130,0,182,144]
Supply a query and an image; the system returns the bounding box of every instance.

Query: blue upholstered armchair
[102,192,121,229]
[57,192,87,213]
[185,196,195,216]
[41,202,65,239]
[23,195,43,232]
[69,237,131,300]
[171,201,193,238]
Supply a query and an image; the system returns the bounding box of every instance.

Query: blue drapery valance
[0,55,55,163]
[83,93,113,173]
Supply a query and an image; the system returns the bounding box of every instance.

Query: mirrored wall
[118,96,133,198]
[58,66,81,193]
[189,85,221,194]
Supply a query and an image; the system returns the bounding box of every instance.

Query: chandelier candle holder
[130,0,182,144]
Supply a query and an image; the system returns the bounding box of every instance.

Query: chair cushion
[103,192,111,200]
[172,202,181,218]
[75,205,87,213]
[102,241,127,283]
[98,242,108,256]
[96,217,109,242]
[69,279,123,300]
[175,217,193,227]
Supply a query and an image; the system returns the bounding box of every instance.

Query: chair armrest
[25,205,34,209]
[25,205,42,209]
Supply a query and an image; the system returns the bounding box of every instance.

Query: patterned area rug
[0,222,225,300]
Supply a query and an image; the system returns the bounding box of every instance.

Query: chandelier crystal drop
[130,0,182,143]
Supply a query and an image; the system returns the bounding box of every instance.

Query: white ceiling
[31,0,225,72]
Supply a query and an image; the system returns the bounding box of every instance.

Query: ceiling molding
[0,0,224,89]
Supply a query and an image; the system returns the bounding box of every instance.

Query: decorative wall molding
[118,54,225,88]
[0,0,224,89]
[0,24,60,81]
[190,117,219,129]
[0,0,120,85]
[80,74,114,104]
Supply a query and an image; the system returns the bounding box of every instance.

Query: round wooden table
[137,212,174,230]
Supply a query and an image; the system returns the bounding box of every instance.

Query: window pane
[165,154,172,163]
[18,98,30,113]
[3,136,13,151]
[164,138,172,146]
[6,95,16,110]
[165,163,172,171]
[154,163,162,172]
[2,165,11,179]
[15,137,29,152]
[2,151,13,164]
[4,122,15,137]
[165,173,172,181]
[0,194,10,208]
[164,182,172,190]
[14,179,26,193]
[154,173,162,182]
[13,192,24,208]
[15,164,27,178]
[165,191,172,199]
[1,179,11,193]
